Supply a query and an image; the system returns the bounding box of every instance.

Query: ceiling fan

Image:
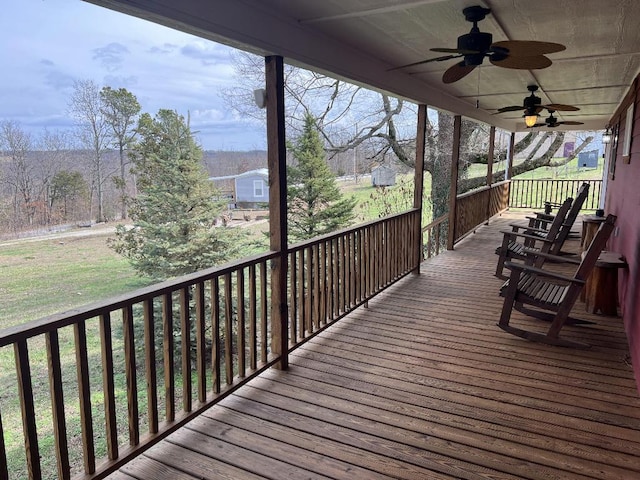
[389,6,566,83]
[530,109,584,128]
[496,85,580,114]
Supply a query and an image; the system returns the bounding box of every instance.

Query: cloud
[92,42,130,71]
[181,41,230,66]
[43,69,76,91]
[148,43,179,55]
[40,59,55,67]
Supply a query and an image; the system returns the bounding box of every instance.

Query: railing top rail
[288,208,419,252]
[421,213,448,233]
[0,249,279,348]
[456,179,509,201]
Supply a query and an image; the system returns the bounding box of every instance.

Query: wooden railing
[288,209,421,342]
[421,214,448,259]
[453,181,510,245]
[0,210,421,480]
[509,179,602,210]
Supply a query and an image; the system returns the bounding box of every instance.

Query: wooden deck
[109,213,640,480]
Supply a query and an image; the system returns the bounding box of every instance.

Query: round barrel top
[582,214,607,223]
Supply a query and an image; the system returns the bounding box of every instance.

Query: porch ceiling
[89,0,640,132]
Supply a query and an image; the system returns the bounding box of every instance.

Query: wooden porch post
[506,131,515,209]
[447,115,462,250]
[487,126,495,185]
[413,104,427,273]
[265,55,289,370]
[506,131,515,180]
[486,125,496,222]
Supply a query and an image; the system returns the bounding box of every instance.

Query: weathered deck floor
[110,213,640,480]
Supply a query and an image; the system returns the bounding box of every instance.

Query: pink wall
[605,78,640,393]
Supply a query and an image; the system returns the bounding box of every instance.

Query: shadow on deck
[110,212,640,480]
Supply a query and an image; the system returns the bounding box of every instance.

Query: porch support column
[487,126,495,186]
[506,131,515,210]
[412,104,427,274]
[265,55,288,370]
[486,125,495,222]
[447,115,462,250]
[506,131,515,180]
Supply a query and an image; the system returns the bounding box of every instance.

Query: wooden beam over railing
[265,55,289,370]
[447,115,461,250]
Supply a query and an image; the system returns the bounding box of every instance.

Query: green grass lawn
[0,232,153,329]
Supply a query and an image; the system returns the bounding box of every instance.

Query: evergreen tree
[100,86,141,220]
[110,109,246,280]
[287,113,357,241]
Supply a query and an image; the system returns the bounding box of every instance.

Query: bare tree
[224,53,594,218]
[39,129,77,224]
[0,121,36,228]
[69,79,111,223]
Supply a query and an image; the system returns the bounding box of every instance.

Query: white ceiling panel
[89,0,640,131]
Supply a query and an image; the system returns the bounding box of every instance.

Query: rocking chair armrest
[504,261,586,285]
[521,249,581,264]
[534,212,555,221]
[519,225,552,234]
[499,231,553,243]
[507,223,550,234]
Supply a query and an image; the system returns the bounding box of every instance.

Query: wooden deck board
[108,213,640,480]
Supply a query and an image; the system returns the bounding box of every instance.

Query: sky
[1,0,266,151]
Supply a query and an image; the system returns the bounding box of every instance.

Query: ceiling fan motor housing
[458,31,492,66]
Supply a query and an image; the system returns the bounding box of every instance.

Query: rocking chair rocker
[497,214,616,348]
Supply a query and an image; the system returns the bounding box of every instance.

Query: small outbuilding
[371,165,396,187]
[209,168,269,209]
[234,168,269,208]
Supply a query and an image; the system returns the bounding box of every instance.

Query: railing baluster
[14,339,41,480]
[318,242,327,325]
[327,238,334,320]
[74,321,95,473]
[46,330,70,480]
[211,278,221,394]
[298,249,305,338]
[260,262,268,363]
[180,287,192,412]
[335,237,340,315]
[248,265,257,370]
[123,305,139,445]
[162,293,175,422]
[224,273,233,386]
[305,246,313,333]
[313,244,320,330]
[143,299,158,434]
[289,252,297,342]
[237,268,246,378]
[195,281,207,403]
[99,313,118,459]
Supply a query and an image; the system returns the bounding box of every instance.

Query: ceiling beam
[299,0,450,24]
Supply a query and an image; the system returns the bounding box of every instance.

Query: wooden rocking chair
[497,214,616,348]
[528,182,590,241]
[494,198,572,279]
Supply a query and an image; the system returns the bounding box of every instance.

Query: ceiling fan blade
[543,103,580,112]
[496,105,525,113]
[491,40,566,56]
[490,54,552,70]
[431,47,480,55]
[560,121,585,125]
[387,54,463,71]
[442,61,476,84]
